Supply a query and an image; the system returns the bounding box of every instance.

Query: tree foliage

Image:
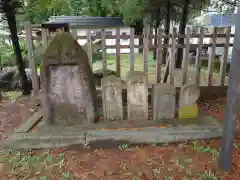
[23,0,72,23]
[211,0,237,13]
[22,0,211,25]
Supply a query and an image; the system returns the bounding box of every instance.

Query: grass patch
[1,149,80,180]
[192,141,219,156]
[37,67,40,74]
[201,56,231,75]
[3,91,22,101]
[93,53,157,84]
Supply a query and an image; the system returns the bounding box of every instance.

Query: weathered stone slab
[86,125,223,144]
[4,123,222,149]
[4,131,86,149]
[179,84,200,119]
[15,111,42,133]
[126,71,148,120]
[101,75,123,121]
[152,83,176,120]
[40,32,98,126]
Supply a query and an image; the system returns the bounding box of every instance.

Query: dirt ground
[0,93,239,179]
[0,94,40,147]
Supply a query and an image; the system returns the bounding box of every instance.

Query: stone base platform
[4,109,223,150]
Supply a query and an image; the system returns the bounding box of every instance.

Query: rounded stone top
[180,84,200,106]
[126,71,148,83]
[154,83,176,95]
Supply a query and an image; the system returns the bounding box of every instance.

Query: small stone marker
[173,69,197,86]
[152,83,176,120]
[101,75,123,121]
[173,69,183,86]
[179,84,200,119]
[127,71,148,120]
[187,69,197,84]
[40,32,98,126]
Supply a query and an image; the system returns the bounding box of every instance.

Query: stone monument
[178,84,200,119]
[101,75,123,121]
[152,83,176,120]
[127,71,148,120]
[40,32,98,126]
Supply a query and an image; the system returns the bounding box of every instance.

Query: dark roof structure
[44,16,125,28]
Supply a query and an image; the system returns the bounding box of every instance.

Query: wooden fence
[21,23,234,95]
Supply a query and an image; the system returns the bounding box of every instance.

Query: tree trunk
[0,56,2,71]
[134,21,144,54]
[139,37,143,53]
[153,8,161,60]
[149,26,153,50]
[3,1,31,95]
[162,0,171,64]
[153,26,158,60]
[0,91,2,102]
[176,0,190,68]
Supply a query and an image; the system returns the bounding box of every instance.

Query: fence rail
[0,33,236,40]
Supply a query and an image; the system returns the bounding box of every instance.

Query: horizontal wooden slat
[28,36,235,48]
[3,32,233,49]
[74,33,235,39]
[66,43,232,49]
[2,33,233,41]
[77,33,235,39]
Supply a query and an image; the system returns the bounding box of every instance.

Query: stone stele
[152,83,176,120]
[178,84,200,119]
[40,32,98,126]
[126,71,148,120]
[101,75,123,121]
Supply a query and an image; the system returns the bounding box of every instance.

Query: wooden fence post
[169,27,177,85]
[42,28,49,51]
[25,22,39,95]
[220,26,231,86]
[116,28,121,76]
[182,27,191,85]
[130,28,135,72]
[101,29,107,76]
[156,28,163,83]
[207,27,217,86]
[195,27,204,85]
[87,29,93,68]
[143,25,149,72]
[220,4,240,172]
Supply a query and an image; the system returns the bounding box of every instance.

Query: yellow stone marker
[179,104,198,119]
[178,84,200,119]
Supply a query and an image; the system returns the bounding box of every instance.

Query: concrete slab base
[4,109,223,149]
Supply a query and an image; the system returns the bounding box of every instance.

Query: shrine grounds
[0,53,235,179]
